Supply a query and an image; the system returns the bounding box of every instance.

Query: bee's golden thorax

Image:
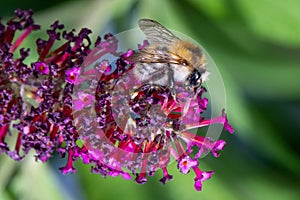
[170,40,205,69]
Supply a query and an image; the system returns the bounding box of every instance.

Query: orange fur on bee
[170,40,205,67]
[170,41,193,62]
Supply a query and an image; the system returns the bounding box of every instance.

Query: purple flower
[178,156,198,174]
[73,92,94,110]
[33,62,49,74]
[193,168,214,191]
[0,9,234,192]
[65,67,81,84]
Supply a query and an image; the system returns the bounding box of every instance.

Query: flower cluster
[0,9,95,165]
[0,9,234,191]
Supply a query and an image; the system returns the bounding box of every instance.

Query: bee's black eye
[187,69,202,88]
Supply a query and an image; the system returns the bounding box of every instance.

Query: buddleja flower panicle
[0,9,234,191]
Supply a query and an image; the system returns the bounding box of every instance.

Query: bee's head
[186,69,202,89]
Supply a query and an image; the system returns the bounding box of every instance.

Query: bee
[127,19,209,96]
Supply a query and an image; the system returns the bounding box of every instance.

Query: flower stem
[9,27,33,53]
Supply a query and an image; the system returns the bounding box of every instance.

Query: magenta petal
[121,172,132,180]
[60,165,76,174]
[214,140,226,151]
[138,40,149,50]
[212,140,226,157]
[135,173,147,184]
[65,67,81,84]
[194,171,214,191]
[178,156,198,174]
[81,153,90,164]
[160,167,173,184]
[34,62,49,74]
[201,171,214,181]
[194,180,203,191]
[222,109,234,133]
[7,150,24,161]
[74,99,84,110]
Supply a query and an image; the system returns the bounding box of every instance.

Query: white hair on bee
[201,71,210,82]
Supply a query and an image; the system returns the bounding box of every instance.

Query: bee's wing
[138,19,180,46]
[128,46,192,69]
[127,19,192,70]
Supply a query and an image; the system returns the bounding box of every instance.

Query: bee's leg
[167,67,178,101]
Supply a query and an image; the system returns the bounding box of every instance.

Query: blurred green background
[0,0,300,200]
